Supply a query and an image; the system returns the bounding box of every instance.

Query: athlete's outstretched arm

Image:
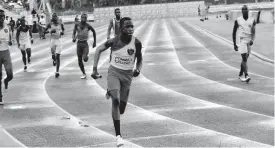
[88,25,96,47]
[72,24,77,41]
[107,19,113,39]
[251,20,256,42]
[93,43,109,68]
[135,39,143,71]
[16,28,20,46]
[61,23,65,35]
[45,23,51,32]
[28,26,33,38]
[232,20,239,51]
[91,39,113,78]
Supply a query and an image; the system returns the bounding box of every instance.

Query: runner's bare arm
[93,39,113,69]
[72,24,77,40]
[107,19,113,39]
[29,26,33,39]
[135,39,143,72]
[251,19,256,42]
[232,20,239,46]
[16,27,20,46]
[61,23,65,34]
[88,24,96,47]
[45,23,51,32]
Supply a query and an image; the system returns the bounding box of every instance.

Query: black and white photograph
[0,0,274,147]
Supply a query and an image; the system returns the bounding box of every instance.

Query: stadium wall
[228,10,274,23]
[93,1,205,25]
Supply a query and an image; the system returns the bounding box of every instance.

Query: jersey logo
[4,29,8,33]
[127,48,134,55]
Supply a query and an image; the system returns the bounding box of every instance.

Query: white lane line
[0,26,110,147]
[182,21,274,79]
[8,24,108,59]
[166,19,273,97]
[83,19,273,147]
[157,20,274,117]
[0,126,26,147]
[9,25,108,64]
[41,22,148,148]
[188,21,274,64]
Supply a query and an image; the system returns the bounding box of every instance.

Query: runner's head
[81,13,87,23]
[120,17,134,37]
[0,10,5,24]
[241,5,249,19]
[20,16,26,26]
[114,8,120,19]
[52,13,58,23]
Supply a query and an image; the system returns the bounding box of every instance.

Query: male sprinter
[92,17,142,147]
[72,13,96,79]
[107,8,121,39]
[0,9,13,105]
[233,5,256,83]
[45,13,64,78]
[16,16,33,72]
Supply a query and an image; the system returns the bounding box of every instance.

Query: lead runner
[91,17,142,147]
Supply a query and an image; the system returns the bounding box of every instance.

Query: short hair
[0,9,4,13]
[81,12,87,16]
[242,5,248,10]
[120,17,131,27]
[114,8,120,13]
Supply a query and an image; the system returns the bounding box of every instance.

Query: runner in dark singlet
[72,13,96,79]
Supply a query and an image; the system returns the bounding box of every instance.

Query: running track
[0,19,274,147]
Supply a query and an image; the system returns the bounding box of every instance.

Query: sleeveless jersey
[113,18,120,36]
[237,16,255,38]
[76,23,94,41]
[0,24,10,51]
[50,23,63,39]
[18,26,31,44]
[110,36,136,70]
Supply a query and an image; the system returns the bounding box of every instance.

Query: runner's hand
[133,69,140,77]
[234,44,238,51]
[8,41,12,46]
[93,42,96,48]
[91,68,102,79]
[249,40,253,45]
[31,38,34,44]
[72,38,76,43]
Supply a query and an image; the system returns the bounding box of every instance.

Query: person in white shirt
[0,9,13,105]
[16,16,34,72]
[39,15,47,39]
[45,13,65,78]
[232,5,256,83]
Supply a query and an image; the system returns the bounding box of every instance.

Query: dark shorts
[77,41,89,58]
[107,65,133,102]
[0,50,13,71]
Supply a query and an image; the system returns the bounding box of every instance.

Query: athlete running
[72,13,96,79]
[92,17,142,147]
[45,13,65,78]
[16,16,33,72]
[107,8,121,39]
[0,9,13,105]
